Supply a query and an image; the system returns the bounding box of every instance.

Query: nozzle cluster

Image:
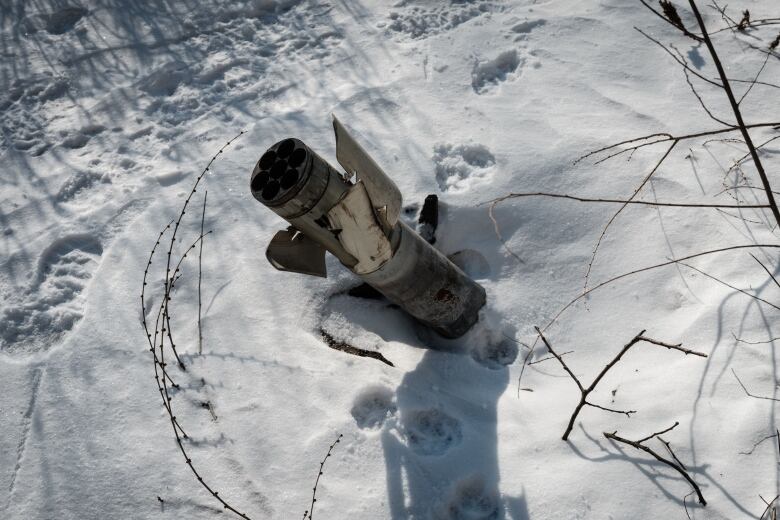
[251,138,309,202]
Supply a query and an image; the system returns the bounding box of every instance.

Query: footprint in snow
[440,475,501,520]
[402,408,463,456]
[0,235,103,355]
[433,143,495,193]
[351,386,397,429]
[21,7,88,35]
[509,18,546,40]
[472,50,523,94]
[384,1,499,40]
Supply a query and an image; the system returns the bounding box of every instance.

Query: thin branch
[605,425,706,505]
[142,131,252,520]
[635,27,719,87]
[480,191,769,209]
[303,434,343,520]
[677,261,780,311]
[751,253,780,291]
[759,495,779,520]
[528,350,573,365]
[658,435,688,470]
[198,191,208,356]
[638,421,680,443]
[539,243,780,338]
[732,369,780,402]
[739,431,779,455]
[738,52,772,105]
[688,0,780,229]
[488,200,524,264]
[535,327,706,440]
[732,332,780,345]
[639,0,704,41]
[583,141,677,292]
[674,46,732,126]
[574,122,780,166]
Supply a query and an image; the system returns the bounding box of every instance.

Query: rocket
[250,116,486,339]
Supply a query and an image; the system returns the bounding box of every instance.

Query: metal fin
[332,115,402,231]
[266,228,327,278]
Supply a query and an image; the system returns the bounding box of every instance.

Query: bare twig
[732,369,780,402]
[673,46,732,126]
[488,201,524,264]
[583,141,677,292]
[760,494,780,520]
[605,423,706,505]
[751,253,780,291]
[687,0,780,229]
[732,332,780,345]
[480,192,769,209]
[303,434,343,520]
[635,27,718,87]
[574,122,780,166]
[677,261,780,311]
[639,0,703,41]
[528,350,574,365]
[539,244,780,341]
[198,191,208,355]
[142,132,252,520]
[738,53,771,106]
[535,327,706,440]
[739,431,779,455]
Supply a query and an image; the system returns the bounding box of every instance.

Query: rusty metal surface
[360,221,486,338]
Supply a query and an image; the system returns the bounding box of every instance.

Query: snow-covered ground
[2,0,780,518]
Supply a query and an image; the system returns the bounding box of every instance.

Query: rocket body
[250,118,485,338]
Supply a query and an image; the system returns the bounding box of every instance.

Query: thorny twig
[481,191,770,209]
[198,190,208,355]
[604,422,706,505]
[686,0,780,228]
[517,244,780,393]
[303,434,343,520]
[141,132,257,519]
[534,327,706,441]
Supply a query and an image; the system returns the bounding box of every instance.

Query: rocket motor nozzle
[250,138,310,206]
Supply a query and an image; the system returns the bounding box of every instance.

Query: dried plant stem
[198,190,208,355]
[732,369,780,402]
[303,434,343,520]
[574,122,780,166]
[142,132,253,520]
[534,327,706,441]
[582,141,676,292]
[481,192,770,209]
[687,0,780,228]
[544,244,780,339]
[604,423,706,506]
[677,261,780,311]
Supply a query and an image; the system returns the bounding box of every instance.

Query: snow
[2,0,780,519]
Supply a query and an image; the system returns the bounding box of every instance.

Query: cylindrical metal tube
[359,220,485,338]
[251,137,486,338]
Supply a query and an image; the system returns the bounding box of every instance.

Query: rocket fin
[266,228,327,278]
[332,115,402,231]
